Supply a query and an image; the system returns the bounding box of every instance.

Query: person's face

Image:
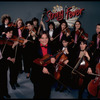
[80,42,87,50]
[96,25,100,34]
[27,23,33,31]
[49,24,53,30]
[75,22,81,30]
[39,34,48,46]
[6,30,13,39]
[62,40,68,47]
[5,18,9,25]
[17,20,22,28]
[61,23,66,30]
[33,21,37,27]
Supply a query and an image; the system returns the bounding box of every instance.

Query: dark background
[0,1,100,40]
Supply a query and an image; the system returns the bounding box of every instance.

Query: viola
[54,53,68,80]
[88,63,100,99]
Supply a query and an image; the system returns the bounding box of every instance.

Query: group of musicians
[0,14,100,99]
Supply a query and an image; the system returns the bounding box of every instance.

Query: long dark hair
[48,21,55,31]
[58,19,68,31]
[73,20,82,31]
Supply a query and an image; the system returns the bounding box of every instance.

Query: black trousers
[30,63,55,99]
[7,60,18,86]
[33,80,51,99]
[0,59,8,97]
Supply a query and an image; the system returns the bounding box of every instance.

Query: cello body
[88,63,100,98]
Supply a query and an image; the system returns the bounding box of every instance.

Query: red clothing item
[40,43,48,56]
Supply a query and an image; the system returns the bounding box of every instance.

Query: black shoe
[55,86,60,91]
[19,70,24,74]
[60,87,66,92]
[4,94,11,99]
[15,83,20,87]
[11,84,16,90]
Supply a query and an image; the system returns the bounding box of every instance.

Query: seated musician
[69,39,92,99]
[30,31,56,99]
[55,37,72,92]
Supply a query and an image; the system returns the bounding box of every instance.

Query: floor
[7,69,97,99]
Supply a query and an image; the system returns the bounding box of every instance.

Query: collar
[40,43,48,48]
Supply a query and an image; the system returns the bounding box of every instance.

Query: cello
[54,53,68,80]
[88,63,100,98]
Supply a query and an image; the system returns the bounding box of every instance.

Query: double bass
[88,63,100,98]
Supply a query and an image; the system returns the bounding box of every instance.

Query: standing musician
[24,21,38,78]
[90,23,100,71]
[1,27,21,90]
[30,31,56,99]
[0,14,12,37]
[13,18,29,77]
[0,27,17,99]
[70,20,88,51]
[87,24,100,99]
[54,19,70,52]
[31,17,46,34]
[69,40,92,99]
[47,21,56,41]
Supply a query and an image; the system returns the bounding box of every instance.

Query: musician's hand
[64,48,69,54]
[7,57,15,63]
[12,41,19,49]
[84,37,88,40]
[42,67,50,74]
[64,60,69,65]
[51,57,56,64]
[2,32,6,35]
[50,37,54,41]
[66,32,70,37]
[23,39,28,45]
[84,51,90,61]
[87,67,92,74]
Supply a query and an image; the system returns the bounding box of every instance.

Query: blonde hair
[15,18,24,26]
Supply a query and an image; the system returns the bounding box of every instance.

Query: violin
[19,26,28,30]
[75,29,88,39]
[7,22,16,27]
[62,27,71,35]
[0,37,14,46]
[54,53,68,80]
[10,36,34,45]
[88,63,100,98]
[28,28,37,40]
[33,50,64,66]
